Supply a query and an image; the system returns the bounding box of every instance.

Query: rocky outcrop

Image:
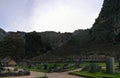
[91,0,120,43]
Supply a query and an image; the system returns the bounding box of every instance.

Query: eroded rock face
[91,0,120,43]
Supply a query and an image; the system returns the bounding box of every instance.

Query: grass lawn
[18,62,119,73]
[69,71,120,78]
[69,62,120,78]
[80,62,118,67]
[80,62,118,70]
[18,62,78,73]
[18,65,49,73]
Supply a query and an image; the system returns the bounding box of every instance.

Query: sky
[0,0,103,32]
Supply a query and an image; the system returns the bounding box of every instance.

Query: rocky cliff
[91,0,120,43]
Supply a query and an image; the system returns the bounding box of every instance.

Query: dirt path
[2,69,84,78]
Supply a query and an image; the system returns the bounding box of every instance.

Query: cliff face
[91,0,120,43]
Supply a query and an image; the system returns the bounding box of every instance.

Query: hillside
[0,31,72,60]
[33,0,120,61]
[32,29,91,61]
[1,0,120,61]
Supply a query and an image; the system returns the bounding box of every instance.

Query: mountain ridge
[1,0,120,61]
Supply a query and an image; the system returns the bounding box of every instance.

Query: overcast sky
[0,0,103,32]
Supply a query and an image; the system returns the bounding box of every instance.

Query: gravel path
[2,69,84,78]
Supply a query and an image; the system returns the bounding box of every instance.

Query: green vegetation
[69,62,120,78]
[80,62,118,67]
[19,65,49,73]
[18,62,79,73]
[0,0,120,62]
[69,71,120,78]
[18,62,119,73]
[0,32,25,60]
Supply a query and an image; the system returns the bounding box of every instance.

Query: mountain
[0,31,72,60]
[33,0,120,61]
[88,0,120,58]
[32,29,91,61]
[1,0,120,61]
[0,28,6,40]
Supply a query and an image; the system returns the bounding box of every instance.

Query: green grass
[80,62,118,68]
[18,65,49,73]
[18,62,78,73]
[69,62,120,78]
[18,62,119,73]
[69,71,120,78]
